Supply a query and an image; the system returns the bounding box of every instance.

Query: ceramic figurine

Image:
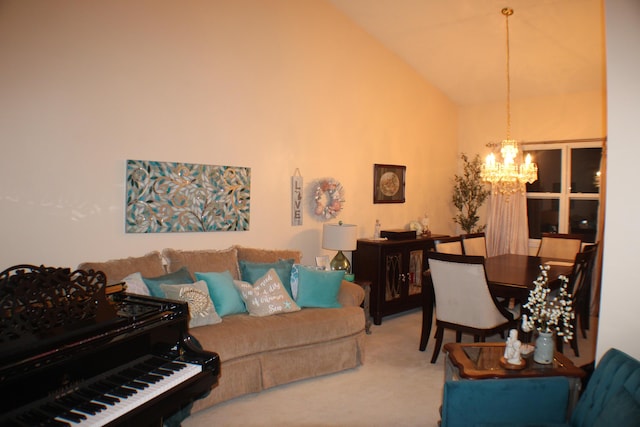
[508,340,522,365]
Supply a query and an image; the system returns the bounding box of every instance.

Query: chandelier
[481,7,537,195]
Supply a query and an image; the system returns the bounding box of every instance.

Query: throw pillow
[162,247,240,279]
[295,266,344,308]
[142,267,194,298]
[290,264,324,299]
[233,269,300,317]
[122,272,150,296]
[160,281,222,328]
[592,387,640,427]
[239,259,295,297]
[195,270,247,317]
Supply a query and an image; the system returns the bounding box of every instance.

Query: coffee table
[444,342,586,414]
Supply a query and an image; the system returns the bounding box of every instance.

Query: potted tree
[452,153,490,233]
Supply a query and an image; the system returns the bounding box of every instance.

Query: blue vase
[534,331,555,364]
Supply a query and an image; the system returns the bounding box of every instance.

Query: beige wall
[597,0,640,361]
[0,0,458,269]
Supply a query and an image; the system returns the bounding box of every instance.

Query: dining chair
[432,236,463,255]
[461,232,488,258]
[424,251,520,363]
[536,233,583,261]
[575,243,599,339]
[555,243,598,357]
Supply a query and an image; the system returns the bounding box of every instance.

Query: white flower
[523,265,575,343]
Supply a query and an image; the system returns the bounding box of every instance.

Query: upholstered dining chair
[461,232,488,257]
[552,244,598,357]
[424,251,520,363]
[556,243,599,357]
[577,243,599,338]
[537,233,583,261]
[432,236,463,255]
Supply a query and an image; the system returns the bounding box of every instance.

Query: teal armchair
[440,348,640,427]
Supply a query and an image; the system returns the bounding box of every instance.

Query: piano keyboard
[11,356,202,427]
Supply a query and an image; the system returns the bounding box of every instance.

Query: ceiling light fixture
[481,7,538,195]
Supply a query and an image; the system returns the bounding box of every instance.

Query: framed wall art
[373,164,406,204]
[125,159,251,233]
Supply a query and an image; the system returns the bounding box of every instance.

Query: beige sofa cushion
[190,306,365,363]
[163,247,240,279]
[77,251,165,284]
[235,246,302,264]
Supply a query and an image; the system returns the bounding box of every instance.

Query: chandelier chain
[480,7,538,196]
[504,7,512,141]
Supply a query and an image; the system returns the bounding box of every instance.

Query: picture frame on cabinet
[373,164,406,203]
[315,256,330,270]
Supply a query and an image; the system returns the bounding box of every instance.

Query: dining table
[419,253,574,352]
[484,254,574,301]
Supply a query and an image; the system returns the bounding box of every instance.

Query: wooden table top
[485,254,574,300]
[444,342,585,380]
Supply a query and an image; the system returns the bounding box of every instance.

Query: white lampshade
[322,223,358,251]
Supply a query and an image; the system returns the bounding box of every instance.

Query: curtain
[486,185,530,256]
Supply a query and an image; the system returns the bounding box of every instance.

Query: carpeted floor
[183,309,597,427]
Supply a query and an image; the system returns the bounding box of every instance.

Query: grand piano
[0,264,220,427]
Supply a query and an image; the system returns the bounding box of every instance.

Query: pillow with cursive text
[233,268,300,317]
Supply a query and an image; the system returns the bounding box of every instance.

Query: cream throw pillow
[160,280,222,328]
[122,272,151,296]
[233,268,300,317]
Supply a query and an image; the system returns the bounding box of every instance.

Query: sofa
[439,347,640,427]
[78,246,366,415]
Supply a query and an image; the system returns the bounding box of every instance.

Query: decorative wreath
[313,179,345,219]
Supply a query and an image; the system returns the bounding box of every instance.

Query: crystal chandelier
[481,7,537,195]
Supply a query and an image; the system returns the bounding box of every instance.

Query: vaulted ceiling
[329,0,605,106]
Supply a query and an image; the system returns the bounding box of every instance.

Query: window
[524,142,603,243]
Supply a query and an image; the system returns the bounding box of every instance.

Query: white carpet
[183,309,596,427]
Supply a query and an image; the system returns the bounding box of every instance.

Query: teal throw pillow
[142,267,194,298]
[295,266,344,308]
[239,259,295,297]
[195,270,247,317]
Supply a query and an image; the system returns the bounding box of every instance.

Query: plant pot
[534,331,555,364]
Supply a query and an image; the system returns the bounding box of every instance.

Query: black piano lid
[0,265,200,417]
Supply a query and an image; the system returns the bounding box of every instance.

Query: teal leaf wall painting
[125,160,251,233]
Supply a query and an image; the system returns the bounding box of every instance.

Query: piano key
[137,373,163,384]
[60,360,202,427]
[92,395,119,406]
[40,402,86,422]
[17,409,71,427]
[126,380,148,390]
[53,409,86,423]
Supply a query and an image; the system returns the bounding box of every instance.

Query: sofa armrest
[441,377,570,427]
[337,280,365,307]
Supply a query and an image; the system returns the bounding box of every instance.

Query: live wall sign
[291,168,303,226]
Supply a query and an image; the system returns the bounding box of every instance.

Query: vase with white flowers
[521,264,574,364]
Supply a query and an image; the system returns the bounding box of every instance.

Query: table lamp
[322,221,358,273]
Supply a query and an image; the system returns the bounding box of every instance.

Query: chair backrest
[567,250,592,299]
[570,243,599,304]
[426,252,513,329]
[581,242,599,285]
[461,232,488,258]
[433,236,463,255]
[537,233,582,260]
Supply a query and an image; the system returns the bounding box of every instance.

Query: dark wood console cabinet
[353,236,443,325]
